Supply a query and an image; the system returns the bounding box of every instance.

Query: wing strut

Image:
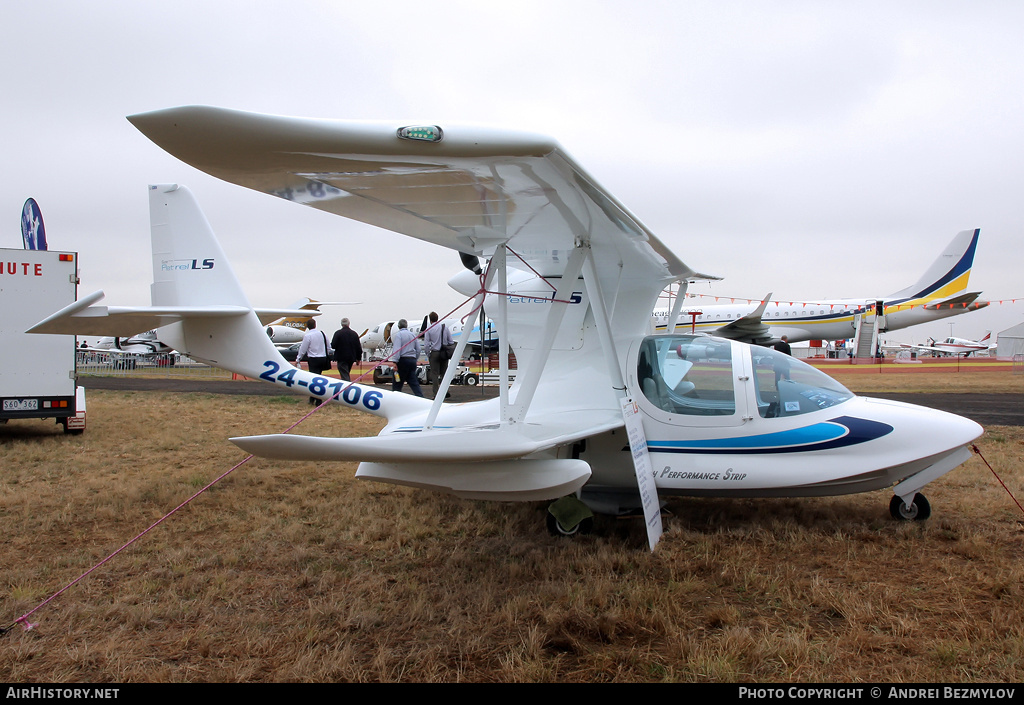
[509,246,588,424]
[581,246,626,396]
[494,245,512,424]
[423,252,501,430]
[581,246,663,550]
[667,280,689,335]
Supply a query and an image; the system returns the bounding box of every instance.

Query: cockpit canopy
[637,335,853,419]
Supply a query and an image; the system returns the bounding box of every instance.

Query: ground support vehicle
[0,248,86,434]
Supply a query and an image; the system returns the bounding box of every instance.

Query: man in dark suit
[331,317,363,381]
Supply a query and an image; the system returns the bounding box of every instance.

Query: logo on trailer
[1,262,44,276]
[21,198,46,251]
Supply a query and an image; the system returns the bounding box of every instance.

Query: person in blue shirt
[388,319,424,397]
[422,311,455,399]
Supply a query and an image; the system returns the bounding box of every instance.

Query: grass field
[1,373,1022,683]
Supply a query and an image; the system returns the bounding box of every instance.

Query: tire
[546,512,594,537]
[889,493,931,521]
[465,373,479,386]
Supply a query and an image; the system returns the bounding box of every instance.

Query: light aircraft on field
[264,298,358,347]
[902,332,994,357]
[652,229,988,345]
[31,107,984,549]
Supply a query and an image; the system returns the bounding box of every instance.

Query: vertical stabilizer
[149,184,250,308]
[887,229,980,301]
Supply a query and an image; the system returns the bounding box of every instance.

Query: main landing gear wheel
[546,495,595,537]
[546,512,594,537]
[889,493,931,521]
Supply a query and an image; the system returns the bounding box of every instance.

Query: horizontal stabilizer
[254,302,361,325]
[253,308,326,325]
[922,292,987,311]
[356,459,592,502]
[27,290,250,337]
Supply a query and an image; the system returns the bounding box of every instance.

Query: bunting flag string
[655,290,1020,312]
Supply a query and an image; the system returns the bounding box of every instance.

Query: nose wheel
[889,493,931,521]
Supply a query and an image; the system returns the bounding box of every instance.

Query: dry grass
[822,368,1024,395]
[1,383,1023,683]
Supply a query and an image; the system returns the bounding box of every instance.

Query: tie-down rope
[2,250,577,634]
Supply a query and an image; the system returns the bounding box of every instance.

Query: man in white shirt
[297,318,333,405]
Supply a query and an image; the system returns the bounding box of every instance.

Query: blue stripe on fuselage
[647,416,893,455]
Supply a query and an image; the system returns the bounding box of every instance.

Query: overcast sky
[2,1,1021,344]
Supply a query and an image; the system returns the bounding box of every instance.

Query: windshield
[637,335,854,419]
[751,346,853,418]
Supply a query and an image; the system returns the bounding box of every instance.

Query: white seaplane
[31,107,983,548]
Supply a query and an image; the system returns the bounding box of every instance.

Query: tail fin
[147,185,431,421]
[887,229,980,301]
[30,184,431,421]
[149,184,250,308]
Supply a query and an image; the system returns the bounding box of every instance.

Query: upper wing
[128,107,711,314]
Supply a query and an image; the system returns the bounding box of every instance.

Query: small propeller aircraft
[30,107,983,548]
[902,332,994,357]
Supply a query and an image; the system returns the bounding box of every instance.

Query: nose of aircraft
[857,395,983,457]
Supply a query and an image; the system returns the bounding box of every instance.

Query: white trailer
[0,248,85,433]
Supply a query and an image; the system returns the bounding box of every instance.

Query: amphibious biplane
[31,107,983,547]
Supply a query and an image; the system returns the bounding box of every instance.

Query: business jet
[652,229,988,345]
[264,297,358,346]
[31,108,983,549]
[903,332,994,357]
[90,329,175,356]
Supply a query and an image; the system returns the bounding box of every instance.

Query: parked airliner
[652,229,987,345]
